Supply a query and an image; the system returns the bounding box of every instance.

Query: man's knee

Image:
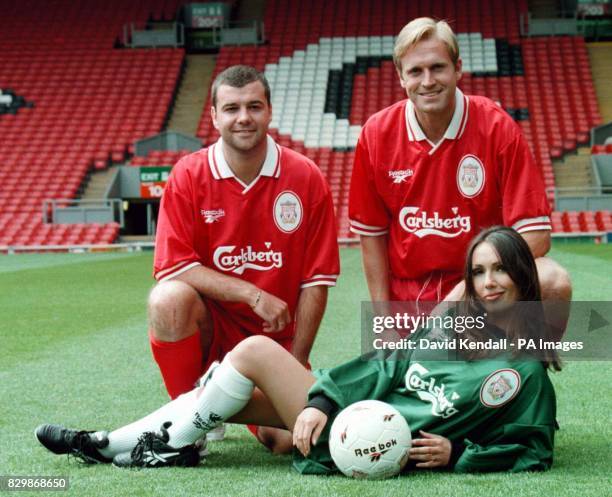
[537,257,572,301]
[148,280,208,341]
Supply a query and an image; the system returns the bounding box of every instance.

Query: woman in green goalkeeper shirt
[36,226,561,472]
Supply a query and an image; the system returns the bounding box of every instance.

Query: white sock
[97,357,253,457]
[98,389,197,458]
[166,357,254,447]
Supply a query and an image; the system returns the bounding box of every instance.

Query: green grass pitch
[0,244,611,496]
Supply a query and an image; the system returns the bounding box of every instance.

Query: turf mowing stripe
[0,252,146,274]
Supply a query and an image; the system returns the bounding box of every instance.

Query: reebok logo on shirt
[388,169,414,183]
[201,209,225,223]
[399,206,471,238]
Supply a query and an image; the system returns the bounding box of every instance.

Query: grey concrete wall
[594,155,612,186]
[556,196,612,211]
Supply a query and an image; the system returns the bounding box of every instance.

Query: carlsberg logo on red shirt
[213,244,283,275]
[399,206,471,238]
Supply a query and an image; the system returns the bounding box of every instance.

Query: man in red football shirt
[150,65,340,453]
[349,17,571,315]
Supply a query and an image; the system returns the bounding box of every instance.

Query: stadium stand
[0,1,188,248]
[0,0,610,249]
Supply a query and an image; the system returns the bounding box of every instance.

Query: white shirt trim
[513,216,552,231]
[349,226,389,236]
[301,280,337,288]
[304,274,339,282]
[301,274,338,288]
[443,88,466,139]
[405,88,468,150]
[517,224,552,233]
[207,135,281,192]
[350,219,388,230]
[349,219,389,236]
[513,216,552,233]
[156,261,202,282]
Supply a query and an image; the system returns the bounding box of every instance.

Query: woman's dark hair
[461,226,561,370]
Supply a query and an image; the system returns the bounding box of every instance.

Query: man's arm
[175,265,291,332]
[521,230,551,258]
[291,285,328,365]
[360,235,391,301]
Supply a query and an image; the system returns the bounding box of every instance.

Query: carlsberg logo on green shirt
[405,363,460,419]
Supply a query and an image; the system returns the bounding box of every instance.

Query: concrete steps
[553,146,595,196]
[588,42,612,123]
[81,164,121,200]
[166,54,216,136]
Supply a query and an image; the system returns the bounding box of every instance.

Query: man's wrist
[250,290,262,309]
[245,286,261,309]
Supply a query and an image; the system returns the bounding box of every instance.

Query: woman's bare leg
[228,335,316,431]
[93,336,315,457]
[154,335,315,448]
[227,388,285,427]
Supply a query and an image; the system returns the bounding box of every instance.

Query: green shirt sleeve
[454,362,556,473]
[454,422,555,472]
[308,353,407,410]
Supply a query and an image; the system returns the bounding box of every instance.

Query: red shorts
[390,271,462,302]
[201,303,295,372]
[201,303,306,439]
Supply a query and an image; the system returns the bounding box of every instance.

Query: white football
[329,400,412,479]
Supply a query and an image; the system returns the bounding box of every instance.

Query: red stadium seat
[595,211,612,231]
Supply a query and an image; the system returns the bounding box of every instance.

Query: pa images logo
[273,191,303,233]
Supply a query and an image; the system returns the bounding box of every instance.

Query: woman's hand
[292,407,328,457]
[409,430,452,468]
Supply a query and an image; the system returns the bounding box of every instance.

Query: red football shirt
[349,89,551,299]
[154,135,340,339]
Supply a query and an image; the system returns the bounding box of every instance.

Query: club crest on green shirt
[480,369,521,408]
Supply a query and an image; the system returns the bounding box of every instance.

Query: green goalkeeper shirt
[293,326,557,474]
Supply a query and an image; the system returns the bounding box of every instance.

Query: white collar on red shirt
[405,88,469,153]
[208,135,281,192]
